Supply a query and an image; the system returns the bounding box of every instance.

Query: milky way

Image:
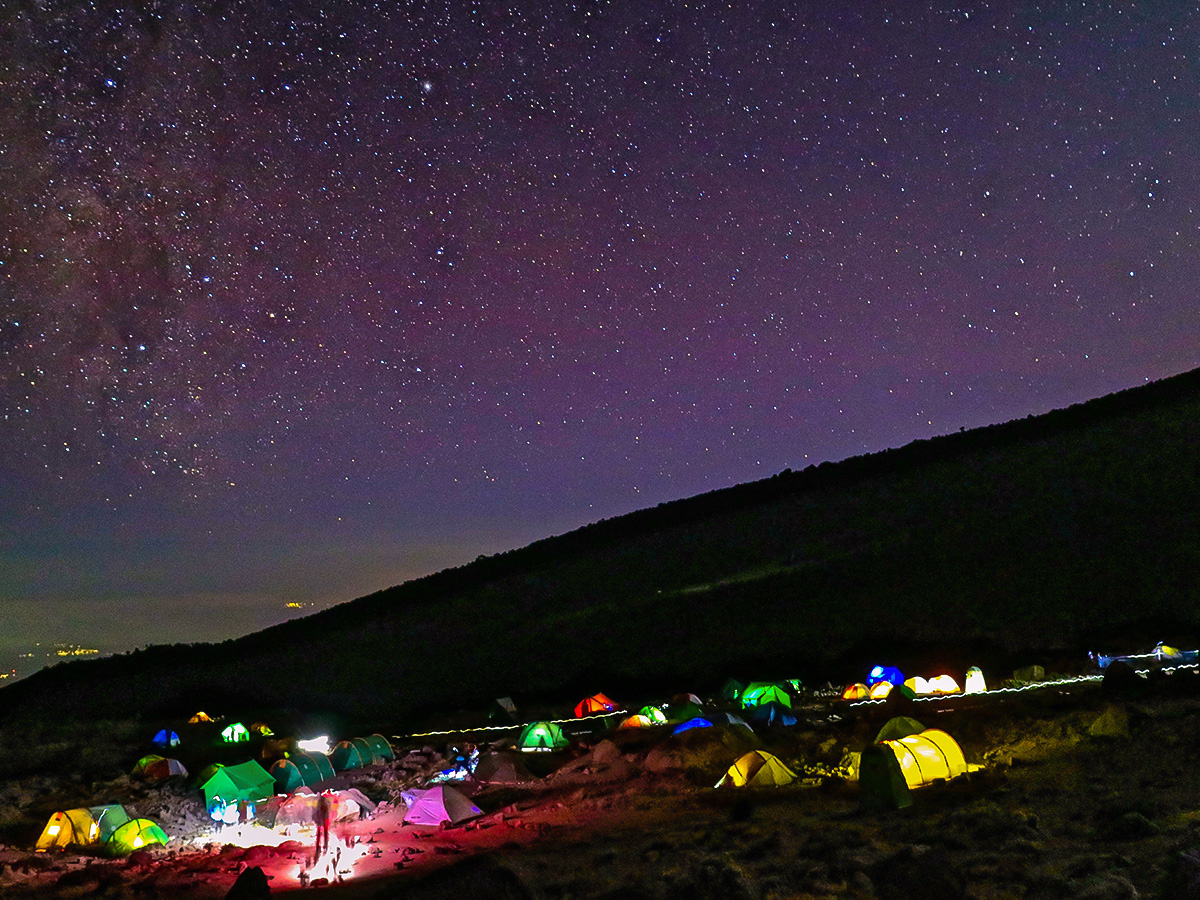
[3,2,1199,662]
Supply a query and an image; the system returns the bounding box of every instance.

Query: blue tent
[151,729,180,748]
[749,701,797,727]
[672,717,713,734]
[867,665,905,686]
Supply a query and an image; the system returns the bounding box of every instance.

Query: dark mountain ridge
[6,368,1200,729]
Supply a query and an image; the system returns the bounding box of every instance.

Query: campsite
[2,651,1200,897]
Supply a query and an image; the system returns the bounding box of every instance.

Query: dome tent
[106,819,168,856]
[715,750,797,788]
[516,720,569,752]
[35,805,130,852]
[574,693,618,717]
[402,785,481,827]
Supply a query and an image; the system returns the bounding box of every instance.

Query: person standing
[315,792,332,857]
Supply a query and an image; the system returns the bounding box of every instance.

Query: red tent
[574,693,618,717]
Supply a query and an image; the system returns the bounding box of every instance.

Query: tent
[902,676,930,695]
[294,751,335,782]
[250,722,274,737]
[867,665,905,686]
[574,693,618,717]
[402,785,481,827]
[720,678,744,702]
[200,760,275,810]
[36,805,130,852]
[151,729,180,748]
[879,728,968,789]
[133,756,188,783]
[188,711,213,724]
[488,697,518,721]
[869,681,894,699]
[964,666,986,694]
[926,674,960,694]
[106,819,168,856]
[222,722,250,743]
[637,705,669,725]
[515,721,569,752]
[619,714,654,729]
[874,716,925,744]
[473,751,535,783]
[352,736,387,766]
[270,759,305,793]
[665,698,704,723]
[749,701,797,727]
[841,683,870,701]
[715,750,797,788]
[330,740,365,771]
[741,683,792,709]
[364,734,394,761]
[672,717,713,734]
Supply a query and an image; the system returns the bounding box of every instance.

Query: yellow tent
[716,750,797,788]
[841,683,870,700]
[188,711,213,724]
[35,805,129,852]
[869,681,893,699]
[880,728,967,788]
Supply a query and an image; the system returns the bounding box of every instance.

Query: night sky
[3,2,1199,671]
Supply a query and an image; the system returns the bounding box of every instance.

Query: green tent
[221,722,250,743]
[875,716,925,744]
[364,734,394,761]
[351,736,379,765]
[269,759,304,793]
[330,740,365,770]
[200,760,275,808]
[294,751,335,781]
[720,678,745,702]
[637,705,668,725]
[106,819,168,856]
[859,744,912,810]
[741,682,793,709]
[515,721,569,752]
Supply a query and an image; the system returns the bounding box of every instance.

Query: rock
[1075,872,1139,899]
[644,746,685,774]
[378,853,537,899]
[871,847,965,900]
[592,740,622,765]
[1089,706,1131,739]
[225,865,271,899]
[1013,665,1045,684]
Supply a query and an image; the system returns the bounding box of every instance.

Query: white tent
[401,785,481,827]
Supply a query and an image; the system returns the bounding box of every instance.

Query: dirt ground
[4,670,1200,899]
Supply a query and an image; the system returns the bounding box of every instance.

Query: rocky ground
[2,665,1200,898]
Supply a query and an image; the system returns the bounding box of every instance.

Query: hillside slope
[6,369,1200,727]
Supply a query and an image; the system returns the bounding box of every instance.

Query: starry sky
[3,1,1199,672]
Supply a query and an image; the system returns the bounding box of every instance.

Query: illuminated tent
[151,729,180,748]
[882,729,968,788]
[619,714,654,729]
[200,760,275,809]
[516,721,569,752]
[574,693,618,717]
[35,805,130,852]
[330,740,365,771]
[250,722,274,737]
[716,750,797,788]
[869,681,893,699]
[926,674,961,694]
[637,706,669,725]
[964,666,987,694]
[132,755,188,783]
[106,819,168,856]
[402,785,481,827]
[473,751,535,783]
[351,736,388,766]
[665,698,704,723]
[188,711,213,724]
[222,722,250,743]
[749,701,797,727]
[741,683,792,709]
[672,717,713,734]
[841,683,870,700]
[867,665,905,686]
[902,676,930,696]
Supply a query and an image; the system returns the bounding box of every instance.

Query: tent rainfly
[151,729,180,748]
[741,683,792,709]
[516,721,569,752]
[106,819,168,856]
[402,785,481,826]
[574,693,618,717]
[841,683,870,700]
[200,760,275,810]
[330,740,366,771]
[222,722,250,743]
[716,750,797,788]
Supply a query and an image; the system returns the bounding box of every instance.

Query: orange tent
[574,693,618,717]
